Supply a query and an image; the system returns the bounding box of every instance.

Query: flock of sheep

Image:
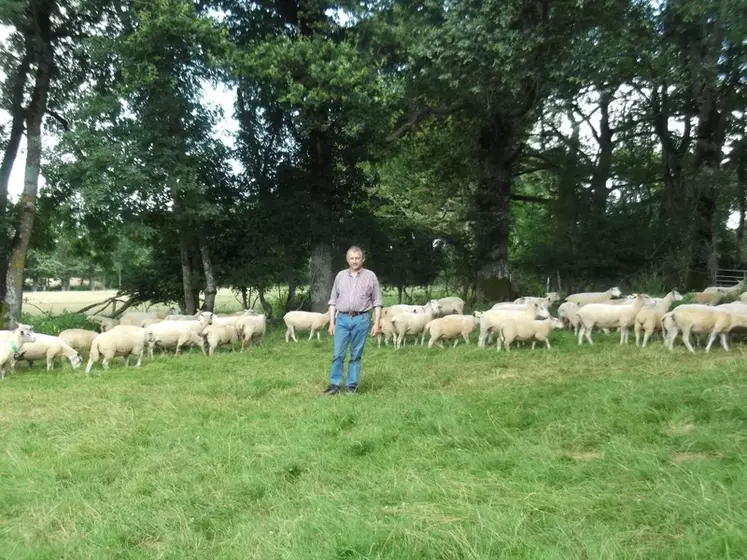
[0,279,745,379]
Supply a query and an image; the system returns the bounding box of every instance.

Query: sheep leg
[452,339,459,348]
[285,328,291,343]
[308,329,314,342]
[634,323,641,347]
[124,356,130,367]
[46,356,53,371]
[290,327,297,342]
[531,341,536,350]
[134,349,143,367]
[577,326,584,345]
[102,358,110,370]
[585,324,594,345]
[545,339,551,349]
[704,331,718,352]
[316,331,321,341]
[642,331,650,348]
[428,336,436,349]
[681,327,695,352]
[720,333,730,352]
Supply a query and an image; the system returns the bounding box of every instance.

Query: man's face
[347,251,364,271]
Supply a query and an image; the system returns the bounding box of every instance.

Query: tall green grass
[0,326,745,558]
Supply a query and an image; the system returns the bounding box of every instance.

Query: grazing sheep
[145,313,212,358]
[513,292,561,307]
[577,294,647,345]
[203,325,239,355]
[704,280,743,299]
[212,310,257,328]
[662,304,747,352]
[59,329,99,355]
[236,314,267,349]
[163,311,214,322]
[477,303,550,349]
[120,311,160,326]
[435,296,466,316]
[140,317,163,328]
[377,307,419,347]
[564,287,623,306]
[85,325,151,373]
[423,314,479,348]
[283,311,330,342]
[499,317,565,351]
[693,291,724,306]
[633,290,683,347]
[13,333,82,371]
[86,315,120,332]
[390,302,443,348]
[0,325,36,380]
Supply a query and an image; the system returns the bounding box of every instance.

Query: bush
[20,313,100,336]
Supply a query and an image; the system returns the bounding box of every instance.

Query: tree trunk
[198,232,217,312]
[397,285,403,304]
[736,135,746,265]
[310,242,334,312]
[179,238,196,314]
[474,116,518,303]
[240,286,249,310]
[257,286,273,318]
[5,17,54,324]
[285,280,296,313]
[684,14,726,291]
[0,38,31,201]
[590,88,614,212]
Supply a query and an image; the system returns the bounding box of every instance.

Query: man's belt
[338,310,369,317]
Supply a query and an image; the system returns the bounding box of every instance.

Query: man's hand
[329,322,335,336]
[370,323,380,337]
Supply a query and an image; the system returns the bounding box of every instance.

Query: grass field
[1,320,746,558]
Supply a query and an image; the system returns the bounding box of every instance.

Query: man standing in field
[321,246,383,395]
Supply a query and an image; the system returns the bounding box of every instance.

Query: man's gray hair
[347,245,365,258]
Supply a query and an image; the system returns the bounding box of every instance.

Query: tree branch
[386,102,467,143]
[46,109,69,131]
[511,193,551,204]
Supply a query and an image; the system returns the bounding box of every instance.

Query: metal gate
[713,268,747,287]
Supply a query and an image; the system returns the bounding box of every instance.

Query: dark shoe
[320,384,340,396]
[345,384,358,394]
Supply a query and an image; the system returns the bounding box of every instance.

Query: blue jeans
[329,313,370,387]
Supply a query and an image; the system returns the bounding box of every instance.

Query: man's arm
[371,306,382,336]
[328,273,340,336]
[370,273,383,336]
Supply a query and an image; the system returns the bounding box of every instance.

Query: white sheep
[477,303,550,349]
[423,314,479,348]
[704,280,743,298]
[513,292,560,307]
[576,294,647,345]
[499,317,564,351]
[693,291,724,306]
[86,315,120,332]
[378,307,421,347]
[203,324,239,355]
[564,286,623,306]
[435,296,466,316]
[283,311,330,342]
[163,311,213,322]
[140,317,163,328]
[145,313,212,358]
[633,290,683,347]
[13,333,82,371]
[236,314,267,349]
[557,301,580,334]
[390,302,442,348]
[119,311,160,326]
[0,325,36,380]
[58,329,99,355]
[212,310,257,329]
[662,304,747,352]
[85,325,152,372]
